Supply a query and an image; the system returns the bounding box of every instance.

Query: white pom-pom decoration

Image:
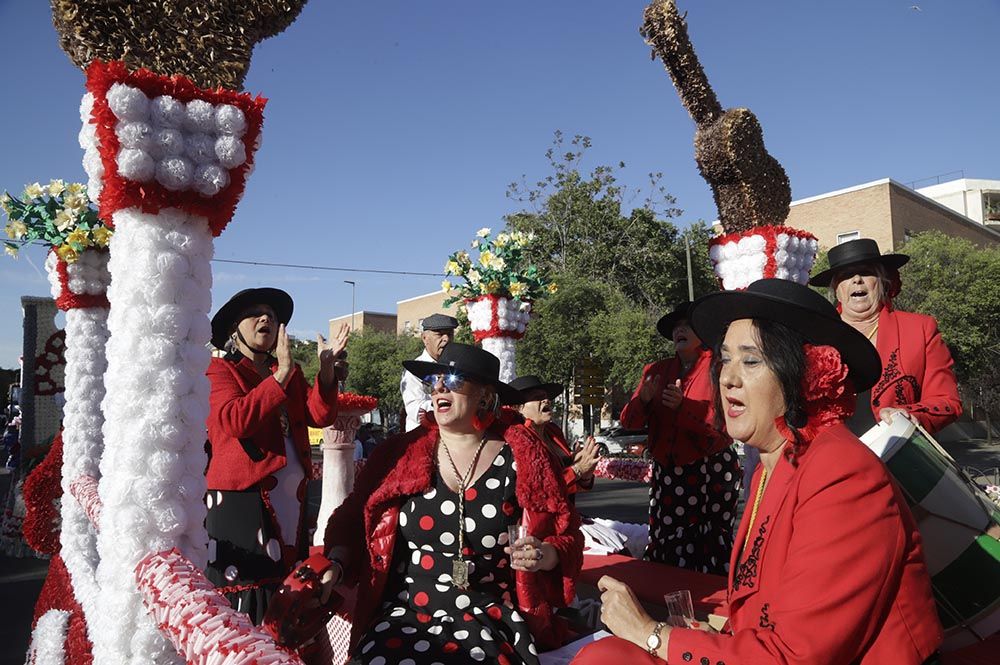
[214,105,247,136]
[117,121,153,152]
[193,164,229,197]
[184,133,216,164]
[117,148,156,182]
[151,95,185,128]
[184,99,216,133]
[155,156,194,190]
[214,135,246,169]
[107,84,149,121]
[150,128,185,159]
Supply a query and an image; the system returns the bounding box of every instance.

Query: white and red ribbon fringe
[69,475,103,531]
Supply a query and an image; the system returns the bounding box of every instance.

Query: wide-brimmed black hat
[656,301,693,338]
[402,342,520,405]
[509,375,563,403]
[211,288,293,350]
[808,238,909,287]
[689,278,882,392]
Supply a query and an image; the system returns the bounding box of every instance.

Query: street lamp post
[344,280,356,331]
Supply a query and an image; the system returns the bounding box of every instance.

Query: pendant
[452,558,470,589]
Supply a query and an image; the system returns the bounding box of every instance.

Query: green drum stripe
[885,434,949,504]
[930,535,1000,629]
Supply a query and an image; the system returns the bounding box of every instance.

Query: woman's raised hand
[317,323,350,387]
[273,324,293,386]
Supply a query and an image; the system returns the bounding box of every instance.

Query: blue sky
[2,0,998,366]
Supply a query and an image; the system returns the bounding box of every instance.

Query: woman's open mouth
[434,397,452,413]
[540,403,552,413]
[725,396,746,419]
[849,289,869,301]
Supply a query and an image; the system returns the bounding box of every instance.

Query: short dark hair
[712,318,810,465]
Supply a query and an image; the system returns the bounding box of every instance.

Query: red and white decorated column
[313,395,377,548]
[707,225,819,290]
[80,60,265,665]
[465,295,531,383]
[44,246,110,655]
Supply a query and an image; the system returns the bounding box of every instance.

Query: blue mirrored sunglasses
[422,373,468,393]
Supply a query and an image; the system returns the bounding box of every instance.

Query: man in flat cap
[400,313,458,431]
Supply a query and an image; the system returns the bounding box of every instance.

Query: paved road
[2,435,996,664]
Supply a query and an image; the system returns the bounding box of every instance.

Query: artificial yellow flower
[57,244,78,263]
[65,228,91,248]
[479,251,506,271]
[4,245,18,258]
[444,260,461,276]
[0,193,11,214]
[65,182,85,197]
[547,282,559,294]
[494,232,510,248]
[484,280,502,294]
[91,226,113,247]
[63,193,86,212]
[467,268,481,285]
[6,221,28,239]
[54,209,76,232]
[476,227,491,238]
[47,179,66,197]
[24,183,45,199]
[471,239,481,249]
[441,280,453,293]
[455,250,471,266]
[509,281,528,298]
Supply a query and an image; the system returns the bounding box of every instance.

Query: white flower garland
[708,229,819,291]
[481,336,518,384]
[93,206,212,665]
[25,609,71,665]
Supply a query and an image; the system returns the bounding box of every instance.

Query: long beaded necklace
[742,467,768,555]
[440,434,489,589]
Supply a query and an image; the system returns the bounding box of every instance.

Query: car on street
[592,426,648,457]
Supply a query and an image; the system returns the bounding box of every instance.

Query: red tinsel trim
[337,392,378,412]
[53,249,110,310]
[708,224,817,250]
[31,555,95,665]
[466,295,529,342]
[763,227,779,280]
[69,475,103,530]
[34,330,67,396]
[85,60,266,237]
[23,431,64,555]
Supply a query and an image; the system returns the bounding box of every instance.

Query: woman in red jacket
[619,301,737,574]
[576,279,942,665]
[205,288,348,622]
[509,375,599,500]
[809,238,961,435]
[321,343,583,664]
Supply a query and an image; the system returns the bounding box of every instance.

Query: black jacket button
[701,658,710,665]
[683,653,693,662]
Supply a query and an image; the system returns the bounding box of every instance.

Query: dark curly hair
[711,318,811,465]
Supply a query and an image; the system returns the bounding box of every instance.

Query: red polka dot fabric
[355,445,539,664]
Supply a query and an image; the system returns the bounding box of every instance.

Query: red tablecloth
[580,554,999,663]
[580,554,727,614]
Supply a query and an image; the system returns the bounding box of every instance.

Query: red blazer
[620,350,731,467]
[205,355,338,490]
[868,307,961,434]
[522,420,593,495]
[322,420,584,653]
[663,423,942,664]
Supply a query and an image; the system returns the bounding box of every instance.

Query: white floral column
[45,247,111,652]
[708,225,819,290]
[466,295,531,383]
[81,61,265,665]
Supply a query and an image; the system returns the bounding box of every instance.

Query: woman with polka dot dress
[317,343,583,664]
[619,302,739,575]
[205,288,349,623]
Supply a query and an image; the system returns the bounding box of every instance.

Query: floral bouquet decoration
[442,227,555,382]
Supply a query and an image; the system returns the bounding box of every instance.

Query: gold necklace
[866,323,879,341]
[742,467,768,555]
[440,434,489,589]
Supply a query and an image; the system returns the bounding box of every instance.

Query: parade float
[443,228,555,382]
[11,1,316,663]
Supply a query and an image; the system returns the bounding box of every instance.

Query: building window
[403,320,412,333]
[984,192,1000,223]
[837,231,860,244]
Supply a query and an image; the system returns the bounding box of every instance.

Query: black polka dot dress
[356,445,539,665]
[644,447,740,575]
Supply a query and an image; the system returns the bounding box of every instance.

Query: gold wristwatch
[646,621,667,656]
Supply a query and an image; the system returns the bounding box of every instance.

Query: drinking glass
[507,523,528,551]
[663,590,695,628]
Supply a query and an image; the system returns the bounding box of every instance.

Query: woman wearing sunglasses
[317,342,583,664]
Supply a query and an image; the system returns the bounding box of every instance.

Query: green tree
[504,131,716,311]
[343,328,423,423]
[289,336,319,383]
